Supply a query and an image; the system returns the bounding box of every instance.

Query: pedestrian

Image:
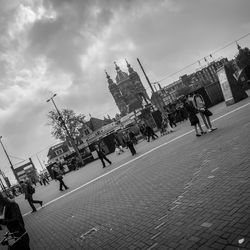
[145,125,158,142]
[114,137,124,154]
[21,181,43,213]
[44,172,50,182]
[31,177,37,186]
[115,145,124,155]
[0,192,31,249]
[94,144,112,168]
[38,175,43,186]
[128,130,137,144]
[192,93,217,132]
[52,165,69,191]
[124,132,137,156]
[74,157,81,170]
[183,98,206,137]
[41,173,49,185]
[62,162,69,173]
[11,187,17,197]
[139,124,147,140]
[168,105,177,128]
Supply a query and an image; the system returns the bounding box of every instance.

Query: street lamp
[0,136,19,183]
[46,94,84,166]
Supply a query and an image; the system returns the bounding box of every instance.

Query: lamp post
[137,58,166,116]
[46,94,84,166]
[0,136,19,183]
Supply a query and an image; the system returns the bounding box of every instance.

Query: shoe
[211,127,217,131]
[65,187,69,190]
[31,210,37,213]
[196,134,201,137]
[40,201,43,207]
[59,189,63,191]
[201,131,207,134]
[208,129,212,132]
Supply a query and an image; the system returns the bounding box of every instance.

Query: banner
[217,66,233,103]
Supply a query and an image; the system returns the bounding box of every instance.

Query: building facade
[47,142,73,164]
[14,158,37,183]
[160,58,228,99]
[106,60,149,116]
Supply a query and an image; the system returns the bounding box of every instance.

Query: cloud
[0,0,250,183]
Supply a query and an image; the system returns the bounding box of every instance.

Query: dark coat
[21,183,32,200]
[53,168,63,180]
[0,201,26,236]
[96,148,106,159]
[184,102,199,126]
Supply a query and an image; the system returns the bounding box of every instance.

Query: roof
[86,117,113,131]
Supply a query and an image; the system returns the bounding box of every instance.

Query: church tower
[126,59,149,102]
[114,62,142,113]
[106,60,149,115]
[106,71,127,116]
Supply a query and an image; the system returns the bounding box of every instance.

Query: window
[55,148,63,156]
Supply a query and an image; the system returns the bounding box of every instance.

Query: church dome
[114,62,129,83]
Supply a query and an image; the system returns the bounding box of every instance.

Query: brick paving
[1,97,250,250]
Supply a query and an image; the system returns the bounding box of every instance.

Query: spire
[125,59,134,74]
[105,70,115,85]
[236,42,242,51]
[114,61,119,71]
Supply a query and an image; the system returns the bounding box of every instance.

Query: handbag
[204,108,213,117]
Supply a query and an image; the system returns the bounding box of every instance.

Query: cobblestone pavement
[1,98,250,250]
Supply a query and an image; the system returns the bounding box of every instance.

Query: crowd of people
[0,92,218,249]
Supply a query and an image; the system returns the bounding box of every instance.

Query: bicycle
[1,231,28,250]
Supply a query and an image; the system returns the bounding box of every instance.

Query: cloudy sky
[0,0,250,184]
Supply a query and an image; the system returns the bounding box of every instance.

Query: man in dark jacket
[21,181,43,213]
[0,192,30,249]
[95,144,112,168]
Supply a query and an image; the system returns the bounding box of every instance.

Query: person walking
[41,173,49,185]
[21,181,43,213]
[128,130,138,144]
[168,105,177,128]
[139,124,147,140]
[123,131,137,156]
[114,137,124,154]
[52,164,69,191]
[145,125,158,142]
[38,175,43,186]
[95,144,112,168]
[192,93,217,132]
[0,192,31,249]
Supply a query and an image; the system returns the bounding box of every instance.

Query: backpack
[27,184,35,194]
